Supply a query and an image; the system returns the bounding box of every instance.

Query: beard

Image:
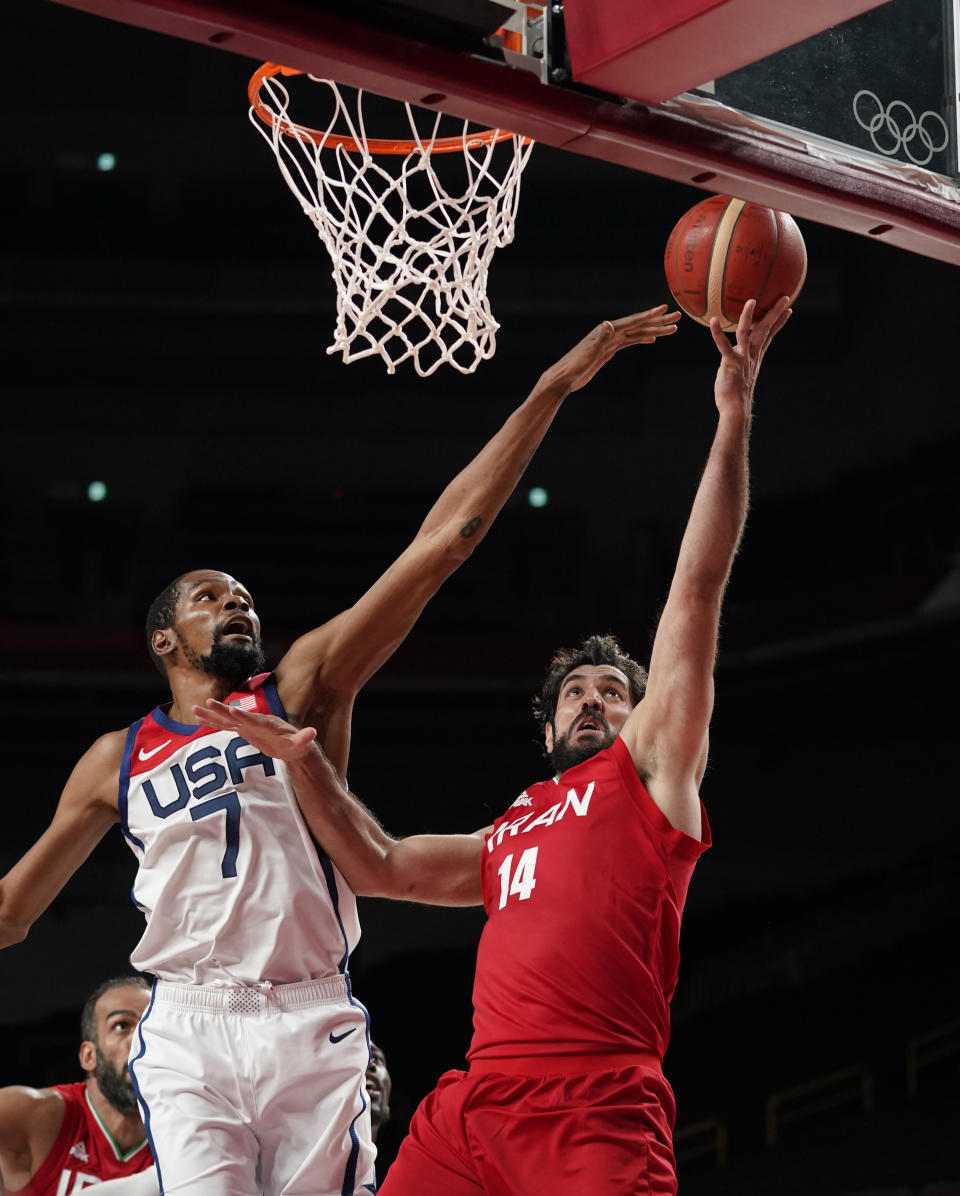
[94,1046,140,1116]
[195,630,266,687]
[549,723,617,775]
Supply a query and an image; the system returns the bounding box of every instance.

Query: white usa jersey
[118,672,360,985]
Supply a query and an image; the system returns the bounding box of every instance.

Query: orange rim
[248,63,519,155]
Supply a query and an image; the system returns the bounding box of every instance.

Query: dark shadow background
[2,3,959,1192]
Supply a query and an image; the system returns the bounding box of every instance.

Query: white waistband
[152,974,350,1014]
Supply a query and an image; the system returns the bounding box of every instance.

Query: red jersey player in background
[0,976,153,1196]
[193,296,791,1196]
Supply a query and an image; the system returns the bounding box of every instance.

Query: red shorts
[379,1055,677,1196]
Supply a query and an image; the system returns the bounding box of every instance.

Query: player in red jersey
[0,976,153,1196]
[192,295,791,1195]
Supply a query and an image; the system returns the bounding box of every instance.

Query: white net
[249,70,534,377]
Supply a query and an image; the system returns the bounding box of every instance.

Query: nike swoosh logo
[329,1028,358,1044]
[138,740,172,762]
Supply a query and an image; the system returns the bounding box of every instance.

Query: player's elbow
[352,854,440,904]
[430,536,476,576]
[0,911,30,948]
[438,515,487,567]
[358,858,421,902]
[456,510,487,553]
[407,517,485,586]
[673,571,728,606]
[387,849,482,907]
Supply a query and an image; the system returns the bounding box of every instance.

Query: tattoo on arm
[459,516,483,539]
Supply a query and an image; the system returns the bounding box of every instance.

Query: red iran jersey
[468,736,710,1063]
[22,1082,152,1195]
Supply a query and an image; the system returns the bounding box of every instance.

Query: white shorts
[129,975,376,1196]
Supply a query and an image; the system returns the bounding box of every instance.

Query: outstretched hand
[710,296,792,418]
[539,305,681,397]
[192,700,319,763]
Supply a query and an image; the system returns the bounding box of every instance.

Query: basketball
[664,195,807,331]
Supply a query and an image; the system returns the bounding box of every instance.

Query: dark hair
[145,574,190,676]
[80,975,151,1045]
[532,633,648,739]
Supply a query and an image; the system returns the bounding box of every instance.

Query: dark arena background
[2,3,959,1193]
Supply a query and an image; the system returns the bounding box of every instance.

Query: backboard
[49,0,960,264]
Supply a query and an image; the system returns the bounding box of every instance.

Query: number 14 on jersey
[496,847,539,910]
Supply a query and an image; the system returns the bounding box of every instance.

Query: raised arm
[621,298,792,838]
[274,307,679,774]
[0,733,123,949]
[194,701,487,906]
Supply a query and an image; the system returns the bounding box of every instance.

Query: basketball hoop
[248,64,534,377]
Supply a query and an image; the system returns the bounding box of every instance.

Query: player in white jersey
[0,307,679,1196]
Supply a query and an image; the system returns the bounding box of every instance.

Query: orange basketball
[664,195,807,331]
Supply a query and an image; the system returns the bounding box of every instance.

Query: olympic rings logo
[853,90,949,166]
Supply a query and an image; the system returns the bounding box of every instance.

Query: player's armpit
[0,1086,65,1189]
[0,733,123,949]
[0,1086,38,1160]
[635,766,705,843]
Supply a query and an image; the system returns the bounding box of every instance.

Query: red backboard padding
[562,0,895,103]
